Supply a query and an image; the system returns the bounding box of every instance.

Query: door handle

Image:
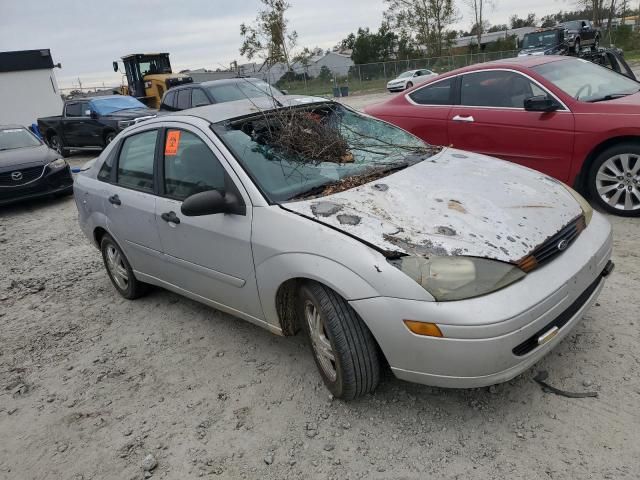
[161,211,180,225]
[108,194,121,205]
[452,115,475,123]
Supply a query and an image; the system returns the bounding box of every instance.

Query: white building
[0,49,64,127]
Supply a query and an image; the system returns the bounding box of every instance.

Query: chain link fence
[275,50,520,97]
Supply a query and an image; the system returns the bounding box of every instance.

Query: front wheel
[574,39,581,55]
[105,132,116,146]
[298,282,380,400]
[49,134,70,157]
[587,143,640,216]
[405,81,413,90]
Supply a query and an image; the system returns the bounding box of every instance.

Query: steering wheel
[575,84,592,100]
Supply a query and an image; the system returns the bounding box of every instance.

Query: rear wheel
[100,234,149,299]
[50,134,70,157]
[587,143,640,217]
[298,282,380,400]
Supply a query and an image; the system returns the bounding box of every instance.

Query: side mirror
[524,95,559,112]
[113,61,119,72]
[181,189,245,217]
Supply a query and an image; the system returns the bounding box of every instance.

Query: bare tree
[464,0,493,49]
[384,0,458,56]
[240,0,298,69]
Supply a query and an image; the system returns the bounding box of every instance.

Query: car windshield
[533,58,640,102]
[522,31,560,49]
[397,71,415,78]
[215,103,433,202]
[89,96,147,115]
[206,80,283,103]
[0,128,41,151]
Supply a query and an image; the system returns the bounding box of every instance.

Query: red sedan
[365,55,640,216]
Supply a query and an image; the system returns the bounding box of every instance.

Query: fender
[256,252,380,328]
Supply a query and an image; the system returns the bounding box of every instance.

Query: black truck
[37,96,155,157]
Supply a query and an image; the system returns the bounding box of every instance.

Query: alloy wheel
[595,153,640,212]
[304,300,337,381]
[105,244,129,290]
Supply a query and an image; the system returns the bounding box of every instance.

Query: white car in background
[386,69,438,92]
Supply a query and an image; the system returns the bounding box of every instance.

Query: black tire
[104,132,116,146]
[100,234,149,299]
[50,134,70,158]
[405,81,413,90]
[586,142,640,217]
[298,281,380,400]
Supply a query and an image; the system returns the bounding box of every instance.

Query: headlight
[48,158,67,170]
[562,184,593,226]
[389,256,525,301]
[118,120,133,130]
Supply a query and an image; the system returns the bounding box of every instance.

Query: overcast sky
[1,0,569,89]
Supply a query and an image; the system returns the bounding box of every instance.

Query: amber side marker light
[403,320,443,337]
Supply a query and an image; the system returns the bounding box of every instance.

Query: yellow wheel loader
[113,53,193,109]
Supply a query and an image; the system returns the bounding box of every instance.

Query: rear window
[162,90,176,110]
[206,80,281,103]
[177,89,191,110]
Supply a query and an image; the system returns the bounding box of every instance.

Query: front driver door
[154,125,263,320]
[448,70,575,181]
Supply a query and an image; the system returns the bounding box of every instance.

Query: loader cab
[114,53,192,109]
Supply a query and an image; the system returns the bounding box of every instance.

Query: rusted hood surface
[283,148,582,263]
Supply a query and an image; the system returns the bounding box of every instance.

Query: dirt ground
[1,95,640,480]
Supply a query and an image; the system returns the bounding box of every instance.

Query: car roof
[161,95,329,124]
[168,77,266,91]
[438,55,572,78]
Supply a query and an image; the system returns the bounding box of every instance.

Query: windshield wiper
[587,92,635,103]
[287,162,410,201]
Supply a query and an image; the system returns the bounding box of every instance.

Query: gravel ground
[1,97,639,480]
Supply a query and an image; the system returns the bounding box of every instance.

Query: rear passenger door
[448,70,575,181]
[154,125,262,320]
[102,128,165,278]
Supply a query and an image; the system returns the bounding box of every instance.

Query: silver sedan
[74,96,613,400]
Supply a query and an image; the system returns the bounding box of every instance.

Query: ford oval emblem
[557,239,569,251]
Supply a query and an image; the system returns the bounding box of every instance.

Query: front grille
[518,216,586,272]
[512,267,605,356]
[0,166,45,186]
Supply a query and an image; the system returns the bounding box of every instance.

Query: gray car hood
[283,148,582,263]
[0,145,59,171]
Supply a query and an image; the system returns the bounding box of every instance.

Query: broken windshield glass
[214,103,435,202]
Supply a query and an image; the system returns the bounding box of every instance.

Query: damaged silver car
[74,96,614,400]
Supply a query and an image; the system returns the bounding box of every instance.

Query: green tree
[240,0,297,69]
[510,13,537,29]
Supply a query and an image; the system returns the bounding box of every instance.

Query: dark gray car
[0,125,73,206]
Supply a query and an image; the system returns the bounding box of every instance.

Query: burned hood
[283,148,582,263]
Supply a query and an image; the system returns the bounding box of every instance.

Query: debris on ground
[533,371,598,398]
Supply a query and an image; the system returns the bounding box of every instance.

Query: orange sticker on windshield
[165,130,181,156]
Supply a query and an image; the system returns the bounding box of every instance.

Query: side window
[98,146,117,182]
[116,130,157,192]
[192,89,210,107]
[177,89,192,110]
[408,78,453,105]
[163,90,176,110]
[163,130,226,200]
[79,102,90,117]
[461,71,539,108]
[65,103,81,117]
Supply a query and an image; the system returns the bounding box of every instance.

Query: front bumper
[0,166,73,206]
[350,211,613,388]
